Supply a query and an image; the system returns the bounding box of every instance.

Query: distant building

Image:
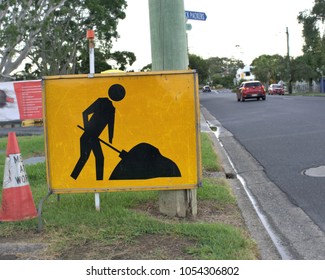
[235,65,255,84]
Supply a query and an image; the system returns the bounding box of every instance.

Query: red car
[268,84,284,95]
[237,81,266,102]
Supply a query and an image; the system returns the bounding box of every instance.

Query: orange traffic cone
[0,132,38,221]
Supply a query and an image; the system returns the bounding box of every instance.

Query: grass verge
[0,133,259,259]
[289,92,325,97]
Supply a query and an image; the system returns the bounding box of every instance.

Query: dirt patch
[0,231,197,260]
[133,200,245,228]
[197,201,246,227]
[57,234,196,260]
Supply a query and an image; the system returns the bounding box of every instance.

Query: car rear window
[274,85,282,88]
[244,82,262,87]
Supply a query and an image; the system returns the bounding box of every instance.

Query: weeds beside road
[0,133,259,260]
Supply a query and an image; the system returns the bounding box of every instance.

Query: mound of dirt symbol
[109,143,181,180]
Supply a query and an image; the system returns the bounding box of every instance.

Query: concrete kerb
[200,105,325,260]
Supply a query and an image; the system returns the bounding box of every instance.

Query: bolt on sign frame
[42,70,201,194]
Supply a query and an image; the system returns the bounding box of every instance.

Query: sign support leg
[95,193,100,211]
[37,190,53,232]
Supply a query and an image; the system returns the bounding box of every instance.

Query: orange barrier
[0,132,37,221]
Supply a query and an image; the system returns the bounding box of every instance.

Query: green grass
[0,135,45,157]
[201,132,221,172]
[0,132,258,259]
[285,92,325,97]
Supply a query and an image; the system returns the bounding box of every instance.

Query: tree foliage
[298,0,325,78]
[207,57,244,88]
[291,55,315,82]
[188,54,244,87]
[251,54,287,85]
[0,0,67,79]
[188,54,209,84]
[3,0,321,84]
[0,0,135,80]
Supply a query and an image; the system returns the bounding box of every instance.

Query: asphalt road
[0,126,44,137]
[200,91,325,259]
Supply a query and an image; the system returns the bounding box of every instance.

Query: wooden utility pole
[148,0,197,217]
[286,27,292,94]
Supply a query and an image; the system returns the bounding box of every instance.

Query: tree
[105,51,136,71]
[298,0,325,79]
[188,54,209,84]
[251,54,287,86]
[291,55,315,81]
[140,63,152,72]
[0,0,66,79]
[0,0,135,79]
[207,57,244,88]
[76,49,136,74]
[29,0,133,76]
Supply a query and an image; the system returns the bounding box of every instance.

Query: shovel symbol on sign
[75,125,181,180]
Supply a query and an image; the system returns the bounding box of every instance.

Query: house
[236,65,255,84]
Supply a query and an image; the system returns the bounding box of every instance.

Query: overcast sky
[112,0,315,71]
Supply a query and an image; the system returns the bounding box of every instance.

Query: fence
[292,81,320,94]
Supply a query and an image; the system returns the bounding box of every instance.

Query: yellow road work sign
[43,70,201,193]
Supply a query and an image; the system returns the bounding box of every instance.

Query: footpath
[200,105,325,260]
